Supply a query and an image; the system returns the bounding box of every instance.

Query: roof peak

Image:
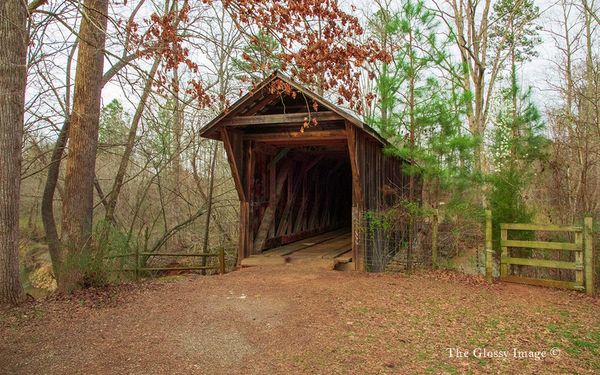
[199,71,390,147]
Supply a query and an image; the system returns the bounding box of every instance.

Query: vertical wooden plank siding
[584,217,594,295]
[346,122,364,270]
[238,201,250,261]
[352,206,363,271]
[200,73,419,269]
[350,125,415,270]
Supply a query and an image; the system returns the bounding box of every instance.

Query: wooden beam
[245,142,255,255]
[244,129,347,142]
[268,148,290,167]
[245,141,254,202]
[221,129,245,202]
[307,169,321,229]
[502,275,585,290]
[346,122,363,205]
[226,111,342,126]
[262,140,348,147]
[268,160,277,239]
[276,157,323,236]
[501,256,579,270]
[243,93,279,116]
[500,223,582,232]
[346,121,364,271]
[253,163,292,252]
[294,175,309,233]
[501,239,581,251]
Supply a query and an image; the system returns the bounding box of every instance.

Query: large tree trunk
[60,0,109,291]
[0,0,27,305]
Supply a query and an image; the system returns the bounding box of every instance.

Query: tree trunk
[510,37,518,162]
[105,57,161,225]
[191,143,233,244]
[0,0,27,305]
[60,0,109,291]
[407,48,416,272]
[580,0,596,216]
[41,118,70,276]
[201,142,219,274]
[170,68,184,250]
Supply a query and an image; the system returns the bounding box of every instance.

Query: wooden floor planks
[262,228,349,257]
[334,250,352,263]
[292,233,351,259]
[242,229,353,268]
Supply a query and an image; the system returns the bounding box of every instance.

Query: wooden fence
[105,247,226,280]
[485,212,594,295]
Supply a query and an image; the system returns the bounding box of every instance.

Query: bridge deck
[241,229,353,270]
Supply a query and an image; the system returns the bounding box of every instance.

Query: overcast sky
[100,0,596,122]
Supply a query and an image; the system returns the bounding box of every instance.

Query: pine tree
[233,30,281,83]
[368,0,480,267]
[488,82,547,248]
[99,99,130,146]
[486,0,543,247]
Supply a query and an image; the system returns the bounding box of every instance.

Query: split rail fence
[485,211,594,295]
[105,247,226,280]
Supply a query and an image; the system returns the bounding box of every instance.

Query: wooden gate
[485,213,594,295]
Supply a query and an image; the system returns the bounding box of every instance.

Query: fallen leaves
[1,266,599,374]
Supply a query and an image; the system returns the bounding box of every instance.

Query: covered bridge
[200,72,413,271]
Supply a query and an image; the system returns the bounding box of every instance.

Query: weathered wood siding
[356,131,410,211]
[204,73,416,270]
[348,123,413,270]
[223,127,353,261]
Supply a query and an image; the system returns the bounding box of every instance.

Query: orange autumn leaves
[227,0,389,112]
[123,0,388,111]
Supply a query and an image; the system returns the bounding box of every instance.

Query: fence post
[485,210,493,282]
[575,230,583,286]
[584,217,594,295]
[431,209,439,268]
[219,247,226,275]
[500,226,508,278]
[134,246,139,281]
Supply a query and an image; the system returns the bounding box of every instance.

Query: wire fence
[359,206,599,295]
[359,209,484,273]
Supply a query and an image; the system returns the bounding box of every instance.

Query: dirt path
[1,265,599,374]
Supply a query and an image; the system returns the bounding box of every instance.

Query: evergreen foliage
[99,99,130,145]
[232,30,282,83]
[488,81,548,249]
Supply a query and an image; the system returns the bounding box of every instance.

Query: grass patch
[545,322,600,362]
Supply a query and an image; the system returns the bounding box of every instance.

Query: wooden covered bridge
[200,72,412,271]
